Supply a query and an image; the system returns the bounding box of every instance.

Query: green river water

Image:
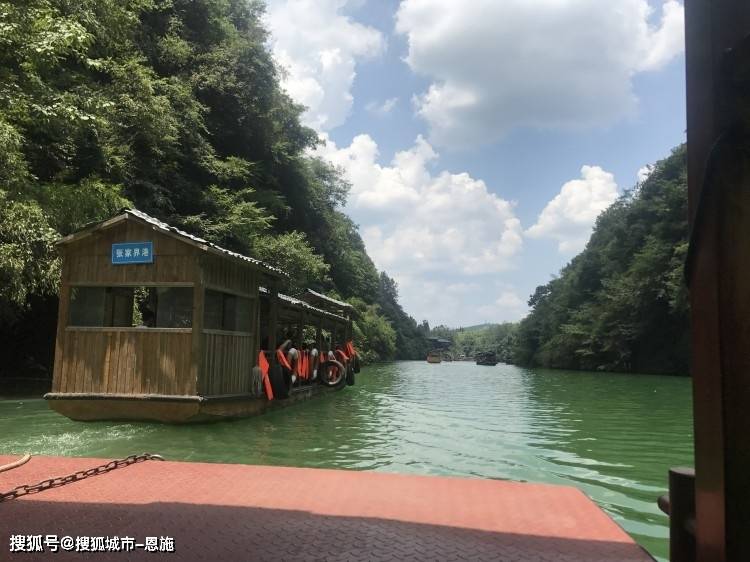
[1,361,693,561]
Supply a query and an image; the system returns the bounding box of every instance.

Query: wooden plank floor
[0,455,653,561]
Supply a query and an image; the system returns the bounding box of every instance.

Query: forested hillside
[431,323,518,364]
[513,145,689,375]
[0,0,427,378]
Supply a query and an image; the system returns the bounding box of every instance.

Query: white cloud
[476,291,529,322]
[266,0,385,131]
[496,291,527,310]
[318,134,523,275]
[526,165,619,253]
[637,164,654,183]
[394,277,527,326]
[395,0,685,147]
[638,0,685,71]
[315,133,525,325]
[366,97,399,115]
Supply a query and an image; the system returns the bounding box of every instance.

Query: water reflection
[522,368,693,557]
[1,362,692,561]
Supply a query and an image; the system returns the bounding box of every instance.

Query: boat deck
[0,455,653,561]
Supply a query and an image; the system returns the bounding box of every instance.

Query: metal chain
[0,453,164,503]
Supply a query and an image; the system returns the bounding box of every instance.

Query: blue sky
[265,0,686,327]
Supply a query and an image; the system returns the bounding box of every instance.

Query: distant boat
[426,350,442,364]
[475,351,498,366]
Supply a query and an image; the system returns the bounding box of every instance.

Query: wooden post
[659,468,697,562]
[191,254,205,395]
[51,250,70,393]
[685,2,750,560]
[256,290,262,354]
[296,309,304,347]
[268,281,279,360]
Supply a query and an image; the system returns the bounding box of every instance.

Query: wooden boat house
[45,209,353,422]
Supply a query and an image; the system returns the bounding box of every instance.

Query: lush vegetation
[455,324,518,363]
[0,1,692,379]
[427,323,518,363]
[0,0,428,379]
[513,145,689,375]
[429,146,690,376]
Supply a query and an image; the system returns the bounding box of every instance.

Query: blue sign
[112,242,154,265]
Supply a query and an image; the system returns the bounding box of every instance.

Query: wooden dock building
[44,209,353,423]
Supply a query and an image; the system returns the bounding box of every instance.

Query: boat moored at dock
[45,209,358,423]
[475,351,499,366]
[426,350,442,363]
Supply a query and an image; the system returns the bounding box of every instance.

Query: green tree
[376,272,431,360]
[0,0,423,377]
[513,145,690,374]
[348,297,397,363]
[0,194,59,324]
[251,232,330,296]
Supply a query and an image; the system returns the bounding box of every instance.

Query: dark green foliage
[435,323,519,363]
[376,273,431,360]
[0,0,417,377]
[347,297,397,363]
[513,145,690,375]
[0,194,60,324]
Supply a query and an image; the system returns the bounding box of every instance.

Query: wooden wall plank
[101,332,112,393]
[198,333,255,396]
[121,333,131,394]
[58,334,67,393]
[111,331,121,394]
[180,332,192,395]
[73,331,83,394]
[54,330,193,396]
[191,254,204,398]
[161,335,168,394]
[52,259,70,392]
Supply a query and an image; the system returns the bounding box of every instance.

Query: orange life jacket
[276,348,293,371]
[258,351,274,400]
[345,341,356,358]
[296,351,303,380]
[298,350,308,380]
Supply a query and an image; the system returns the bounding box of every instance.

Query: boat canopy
[300,289,353,315]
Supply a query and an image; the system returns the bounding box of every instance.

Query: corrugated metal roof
[58,208,286,277]
[259,287,348,323]
[125,209,286,277]
[303,289,353,310]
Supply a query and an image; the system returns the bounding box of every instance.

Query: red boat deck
[1,455,653,561]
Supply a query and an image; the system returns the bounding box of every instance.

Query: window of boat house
[154,287,193,328]
[68,286,193,328]
[69,287,107,327]
[204,290,253,333]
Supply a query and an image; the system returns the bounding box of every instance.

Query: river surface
[1,361,693,561]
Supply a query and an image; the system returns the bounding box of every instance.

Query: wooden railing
[658,467,696,562]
